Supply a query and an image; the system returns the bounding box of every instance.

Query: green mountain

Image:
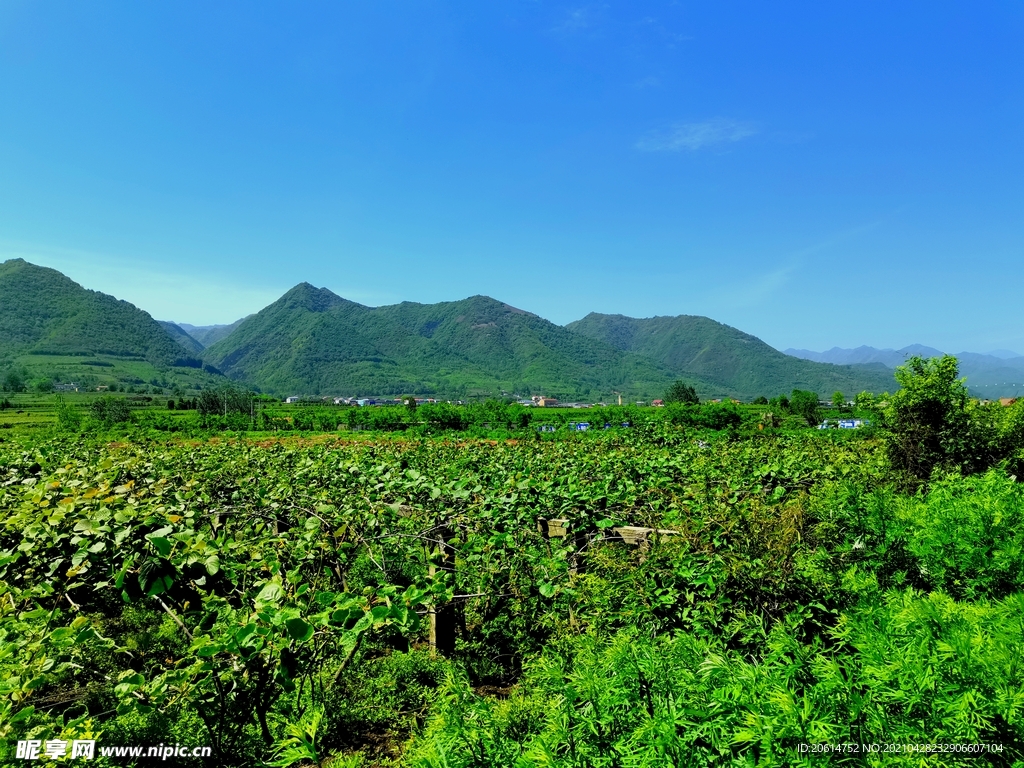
[158,321,205,355]
[0,259,222,391]
[0,261,898,400]
[202,284,692,399]
[0,259,189,362]
[565,313,895,399]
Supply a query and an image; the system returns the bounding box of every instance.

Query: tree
[789,390,821,426]
[854,390,880,412]
[882,355,998,481]
[832,391,846,411]
[1,370,26,393]
[91,396,133,426]
[664,381,699,405]
[198,386,255,417]
[752,396,768,405]
[54,395,81,432]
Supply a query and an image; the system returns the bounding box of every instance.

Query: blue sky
[2,1,1022,353]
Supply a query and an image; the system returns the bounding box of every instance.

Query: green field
[2,361,1024,766]
[4,352,225,393]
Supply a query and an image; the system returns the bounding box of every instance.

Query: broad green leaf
[285,617,314,643]
[257,581,285,603]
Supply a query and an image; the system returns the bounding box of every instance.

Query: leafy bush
[882,355,999,482]
[54,395,81,432]
[789,389,821,426]
[90,395,132,425]
[664,380,699,404]
[411,591,1024,767]
[898,471,1024,599]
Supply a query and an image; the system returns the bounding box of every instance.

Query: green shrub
[898,471,1024,599]
[882,355,1000,482]
[90,395,133,425]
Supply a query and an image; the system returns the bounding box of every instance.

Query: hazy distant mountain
[566,313,894,398]
[784,345,943,368]
[986,349,1023,359]
[201,284,690,399]
[158,321,205,355]
[177,318,249,347]
[785,345,1024,398]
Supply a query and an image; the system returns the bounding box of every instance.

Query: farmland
[2,362,1024,766]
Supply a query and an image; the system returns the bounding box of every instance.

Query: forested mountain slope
[158,321,205,355]
[202,284,695,398]
[566,312,894,398]
[0,259,190,364]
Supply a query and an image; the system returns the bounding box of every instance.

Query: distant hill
[158,321,205,355]
[177,318,249,347]
[566,313,895,399]
[0,259,223,391]
[0,260,915,400]
[784,344,944,368]
[202,284,695,399]
[786,344,1024,398]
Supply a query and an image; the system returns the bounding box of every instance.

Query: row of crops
[2,361,1024,766]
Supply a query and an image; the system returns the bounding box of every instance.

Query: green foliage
[664,379,699,404]
[567,312,893,401]
[882,356,1002,482]
[196,386,255,418]
[412,590,1024,767]
[2,420,1023,765]
[90,395,133,425]
[266,708,322,766]
[789,389,821,426]
[899,472,1024,599]
[53,395,81,432]
[1,369,26,393]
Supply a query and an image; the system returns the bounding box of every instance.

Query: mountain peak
[279,282,352,313]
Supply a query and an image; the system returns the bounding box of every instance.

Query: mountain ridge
[0,259,223,391]
[786,345,1024,398]
[567,312,895,399]
[201,287,695,398]
[0,258,938,400]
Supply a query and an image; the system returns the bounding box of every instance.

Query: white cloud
[636,118,756,152]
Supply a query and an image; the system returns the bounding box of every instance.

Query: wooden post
[428,527,456,657]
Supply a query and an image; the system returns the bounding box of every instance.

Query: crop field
[3,364,1024,767]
